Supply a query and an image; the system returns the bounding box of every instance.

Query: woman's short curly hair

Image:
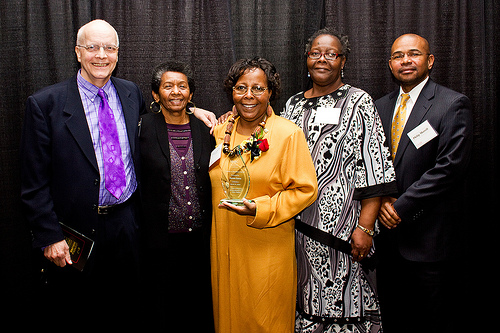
[305,28,351,60]
[151,60,195,94]
[223,57,281,103]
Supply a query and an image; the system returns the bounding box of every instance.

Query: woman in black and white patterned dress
[282,28,397,333]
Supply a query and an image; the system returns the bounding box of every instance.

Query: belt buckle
[97,205,112,215]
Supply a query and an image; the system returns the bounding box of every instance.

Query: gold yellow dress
[209,112,318,333]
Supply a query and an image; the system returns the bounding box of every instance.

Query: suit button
[94,179,99,186]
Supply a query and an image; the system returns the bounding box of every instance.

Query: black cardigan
[138,111,215,249]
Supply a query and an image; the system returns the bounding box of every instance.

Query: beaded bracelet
[357,224,375,236]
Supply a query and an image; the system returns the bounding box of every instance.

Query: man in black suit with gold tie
[375,34,473,333]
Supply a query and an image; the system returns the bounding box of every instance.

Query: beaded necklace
[222,113,268,160]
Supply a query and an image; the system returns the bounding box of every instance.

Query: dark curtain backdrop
[1,0,497,326]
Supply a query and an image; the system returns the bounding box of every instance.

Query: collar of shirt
[77,69,113,102]
[76,70,136,206]
[393,76,429,122]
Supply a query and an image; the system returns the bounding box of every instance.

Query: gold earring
[150,101,161,114]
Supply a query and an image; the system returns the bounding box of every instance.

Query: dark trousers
[376,248,460,333]
[36,198,142,330]
[141,230,214,332]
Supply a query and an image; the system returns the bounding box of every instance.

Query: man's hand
[44,240,72,267]
[378,196,401,229]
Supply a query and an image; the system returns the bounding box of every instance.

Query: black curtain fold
[229,0,325,112]
[91,0,235,113]
[0,1,496,326]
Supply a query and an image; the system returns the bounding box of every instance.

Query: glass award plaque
[220,152,250,206]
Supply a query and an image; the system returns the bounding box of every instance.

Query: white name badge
[407,120,438,149]
[209,144,222,170]
[314,107,341,125]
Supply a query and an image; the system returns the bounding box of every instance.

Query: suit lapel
[112,77,138,156]
[64,76,99,171]
[394,80,436,166]
[153,112,172,165]
[380,90,399,136]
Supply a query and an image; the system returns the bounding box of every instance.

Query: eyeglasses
[232,85,268,96]
[307,51,343,60]
[390,51,429,62]
[77,44,119,54]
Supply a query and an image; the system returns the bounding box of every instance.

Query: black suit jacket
[375,79,473,262]
[21,75,146,248]
[138,111,214,249]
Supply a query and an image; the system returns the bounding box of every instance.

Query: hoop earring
[186,101,195,114]
[150,101,161,114]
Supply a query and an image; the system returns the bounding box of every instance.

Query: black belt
[295,220,352,254]
[297,306,367,326]
[295,219,377,270]
[97,201,129,215]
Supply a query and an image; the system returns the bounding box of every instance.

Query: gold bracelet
[357,224,375,236]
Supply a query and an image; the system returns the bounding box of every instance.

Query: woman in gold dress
[209,57,318,332]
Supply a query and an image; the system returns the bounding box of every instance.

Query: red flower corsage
[246,137,270,161]
[258,138,269,152]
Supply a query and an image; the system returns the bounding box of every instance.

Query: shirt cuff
[247,195,271,229]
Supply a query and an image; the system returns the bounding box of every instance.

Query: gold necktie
[391,93,410,159]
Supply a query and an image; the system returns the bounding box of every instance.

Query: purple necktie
[97,88,126,199]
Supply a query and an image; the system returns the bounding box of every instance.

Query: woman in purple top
[139,61,215,331]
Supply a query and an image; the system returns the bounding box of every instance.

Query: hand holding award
[220,150,250,206]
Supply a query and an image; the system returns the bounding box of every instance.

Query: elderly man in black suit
[375,34,473,333]
[20,19,146,326]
